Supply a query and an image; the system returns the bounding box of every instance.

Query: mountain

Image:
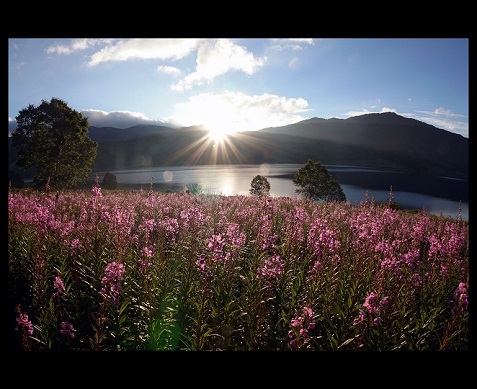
[8,113,468,180]
[256,112,468,177]
[88,124,175,142]
[87,112,468,179]
[88,124,207,142]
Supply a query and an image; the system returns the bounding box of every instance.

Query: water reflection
[264,178,467,221]
[96,164,468,221]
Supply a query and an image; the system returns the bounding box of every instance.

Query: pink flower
[60,321,76,339]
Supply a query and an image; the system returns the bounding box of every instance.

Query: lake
[95,163,469,221]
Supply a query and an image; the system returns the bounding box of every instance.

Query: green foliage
[101,172,118,190]
[249,175,270,197]
[11,98,98,190]
[185,182,203,194]
[293,159,346,202]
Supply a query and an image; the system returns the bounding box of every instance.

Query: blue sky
[8,38,469,138]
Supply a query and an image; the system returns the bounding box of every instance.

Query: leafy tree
[249,174,270,197]
[102,172,118,190]
[11,98,98,190]
[185,182,203,194]
[293,159,346,202]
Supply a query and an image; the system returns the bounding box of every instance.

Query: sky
[8,38,469,139]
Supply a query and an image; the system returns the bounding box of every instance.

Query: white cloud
[171,39,267,91]
[417,116,468,136]
[270,38,315,51]
[157,65,181,75]
[433,107,453,115]
[86,39,200,66]
[344,107,396,117]
[288,57,300,70]
[45,39,268,93]
[46,39,115,55]
[171,91,309,132]
[408,108,468,137]
[81,109,174,129]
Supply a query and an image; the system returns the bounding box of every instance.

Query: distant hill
[9,112,468,180]
[88,124,175,142]
[87,112,468,179]
[88,124,206,142]
[256,112,468,178]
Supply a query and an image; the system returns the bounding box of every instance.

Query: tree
[11,98,98,190]
[249,174,270,197]
[293,159,346,202]
[185,182,203,194]
[102,172,118,190]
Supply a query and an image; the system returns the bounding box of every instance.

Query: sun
[206,125,232,143]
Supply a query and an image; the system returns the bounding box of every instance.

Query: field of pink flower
[8,184,469,351]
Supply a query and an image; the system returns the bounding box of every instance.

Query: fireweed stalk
[288,306,316,350]
[353,291,390,350]
[8,186,469,351]
[440,281,469,350]
[15,304,34,351]
[53,274,66,318]
[92,261,126,350]
[52,273,77,348]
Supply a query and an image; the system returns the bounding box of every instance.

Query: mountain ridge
[8,113,469,181]
[86,112,468,179]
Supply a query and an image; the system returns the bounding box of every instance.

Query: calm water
[97,163,468,221]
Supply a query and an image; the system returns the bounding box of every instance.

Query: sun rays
[162,128,252,166]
